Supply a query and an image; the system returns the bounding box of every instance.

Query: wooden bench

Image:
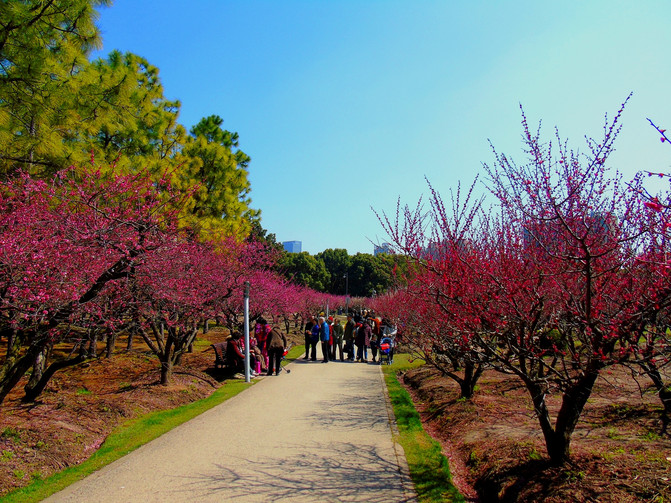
[210,342,228,369]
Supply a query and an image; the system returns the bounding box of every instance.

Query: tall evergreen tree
[0,0,110,176]
[182,115,259,237]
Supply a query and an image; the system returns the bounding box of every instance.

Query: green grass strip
[2,378,256,503]
[283,344,304,364]
[382,354,465,503]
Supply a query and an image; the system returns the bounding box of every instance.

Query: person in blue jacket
[319,316,330,363]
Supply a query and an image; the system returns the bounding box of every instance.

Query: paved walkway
[45,346,416,502]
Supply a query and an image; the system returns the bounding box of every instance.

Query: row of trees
[0,164,349,406]
[0,1,356,407]
[373,99,671,465]
[0,0,257,237]
[277,248,407,297]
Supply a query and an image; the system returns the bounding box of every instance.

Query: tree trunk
[23,355,86,402]
[641,363,671,434]
[0,328,23,375]
[5,328,17,361]
[126,328,134,351]
[105,331,116,358]
[203,320,209,334]
[24,345,49,394]
[88,329,99,358]
[459,361,484,399]
[526,371,599,465]
[160,357,172,385]
[0,337,44,405]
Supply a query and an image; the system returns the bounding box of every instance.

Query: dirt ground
[403,365,671,502]
[0,326,305,497]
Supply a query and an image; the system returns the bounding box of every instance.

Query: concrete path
[44,346,416,502]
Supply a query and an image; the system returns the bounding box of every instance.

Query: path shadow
[176,441,416,502]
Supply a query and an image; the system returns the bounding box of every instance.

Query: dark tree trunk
[23,355,86,402]
[437,359,484,399]
[87,329,98,358]
[641,363,671,434]
[4,326,18,364]
[0,335,44,405]
[105,331,116,359]
[24,345,50,394]
[160,357,172,385]
[126,328,134,351]
[203,320,209,334]
[459,361,484,399]
[526,371,599,465]
[78,335,88,358]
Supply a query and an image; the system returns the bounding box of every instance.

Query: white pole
[243,281,250,382]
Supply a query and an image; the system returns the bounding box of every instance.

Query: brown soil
[0,326,304,497]
[402,365,671,502]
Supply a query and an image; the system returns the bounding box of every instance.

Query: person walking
[266,325,287,376]
[319,316,330,363]
[331,318,344,361]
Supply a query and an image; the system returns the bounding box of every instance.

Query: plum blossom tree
[0,165,190,404]
[473,101,655,464]
[377,181,491,399]
[379,98,665,464]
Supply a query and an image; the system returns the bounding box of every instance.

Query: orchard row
[0,166,349,406]
[371,101,671,465]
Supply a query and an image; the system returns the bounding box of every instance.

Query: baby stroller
[379,336,394,365]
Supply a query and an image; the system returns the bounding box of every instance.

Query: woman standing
[266,326,287,376]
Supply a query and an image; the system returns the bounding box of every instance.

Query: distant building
[282,241,302,253]
[374,242,392,256]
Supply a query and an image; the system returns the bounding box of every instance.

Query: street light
[344,272,349,315]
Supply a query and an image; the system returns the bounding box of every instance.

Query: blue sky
[93,0,671,254]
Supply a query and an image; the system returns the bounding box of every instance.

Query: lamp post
[344,272,349,315]
[243,281,250,383]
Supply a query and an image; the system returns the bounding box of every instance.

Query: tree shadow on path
[177,441,416,502]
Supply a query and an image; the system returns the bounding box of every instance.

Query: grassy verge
[382,354,464,503]
[283,345,304,365]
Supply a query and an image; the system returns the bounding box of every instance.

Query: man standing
[304,316,316,360]
[332,318,344,361]
[319,316,330,363]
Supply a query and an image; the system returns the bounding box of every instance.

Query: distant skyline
[93,1,671,254]
[282,240,302,254]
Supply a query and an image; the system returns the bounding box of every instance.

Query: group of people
[303,311,395,364]
[225,312,395,377]
[226,317,288,377]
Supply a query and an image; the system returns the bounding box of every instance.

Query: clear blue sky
[93,0,671,255]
